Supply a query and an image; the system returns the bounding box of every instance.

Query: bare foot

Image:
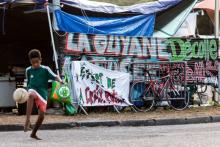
[30,134,42,140]
[24,122,33,132]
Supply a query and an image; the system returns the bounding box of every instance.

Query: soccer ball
[13,88,29,104]
[58,85,70,98]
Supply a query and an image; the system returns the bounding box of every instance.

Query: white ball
[13,88,29,104]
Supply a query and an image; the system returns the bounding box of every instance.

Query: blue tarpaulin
[0,0,198,38]
[55,10,155,37]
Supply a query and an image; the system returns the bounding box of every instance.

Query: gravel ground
[1,106,220,125]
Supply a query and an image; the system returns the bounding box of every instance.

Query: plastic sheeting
[0,0,44,4]
[0,1,6,5]
[0,0,181,15]
[55,10,155,36]
[153,0,198,37]
[61,0,182,15]
[174,12,197,37]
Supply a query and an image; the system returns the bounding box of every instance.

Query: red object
[28,89,47,112]
[195,0,220,11]
[35,95,47,112]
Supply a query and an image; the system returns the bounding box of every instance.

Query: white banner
[72,61,131,106]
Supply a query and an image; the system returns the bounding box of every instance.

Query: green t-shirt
[26,65,57,100]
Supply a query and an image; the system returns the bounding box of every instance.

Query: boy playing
[24,49,63,140]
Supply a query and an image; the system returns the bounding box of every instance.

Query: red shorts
[28,89,47,112]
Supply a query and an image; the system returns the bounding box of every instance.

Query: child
[24,49,63,140]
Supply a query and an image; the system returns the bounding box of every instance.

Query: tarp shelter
[195,0,220,35]
[0,0,211,111]
[153,0,198,37]
[55,0,184,37]
[0,0,200,64]
[0,0,200,73]
[1,0,199,37]
[172,0,220,37]
[0,0,44,7]
[0,0,200,72]
[55,10,156,36]
[60,0,182,14]
[52,0,198,37]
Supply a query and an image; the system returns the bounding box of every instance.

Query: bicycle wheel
[129,81,155,112]
[166,84,189,110]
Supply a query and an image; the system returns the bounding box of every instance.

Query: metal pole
[215,0,219,38]
[52,0,60,30]
[215,0,220,102]
[46,2,60,75]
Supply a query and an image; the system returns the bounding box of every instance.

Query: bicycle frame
[144,75,173,99]
[129,61,188,111]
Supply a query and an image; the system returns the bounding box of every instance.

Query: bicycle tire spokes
[129,81,155,112]
[166,83,189,110]
[129,62,188,111]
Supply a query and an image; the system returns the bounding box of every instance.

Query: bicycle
[129,67,189,112]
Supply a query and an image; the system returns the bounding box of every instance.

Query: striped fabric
[28,89,47,112]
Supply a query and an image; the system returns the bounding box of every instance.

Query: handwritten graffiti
[159,61,218,85]
[80,64,104,87]
[65,33,170,61]
[60,33,219,84]
[166,39,218,61]
[76,62,128,106]
[204,77,218,86]
[80,63,116,89]
[186,61,218,84]
[65,33,218,61]
[85,85,125,105]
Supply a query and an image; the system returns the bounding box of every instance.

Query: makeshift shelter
[195,0,220,23]
[0,0,205,111]
[194,0,220,36]
[54,0,183,36]
[153,0,198,37]
[54,0,198,37]
[172,0,220,37]
[0,0,199,71]
[0,0,198,72]
[0,0,199,39]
